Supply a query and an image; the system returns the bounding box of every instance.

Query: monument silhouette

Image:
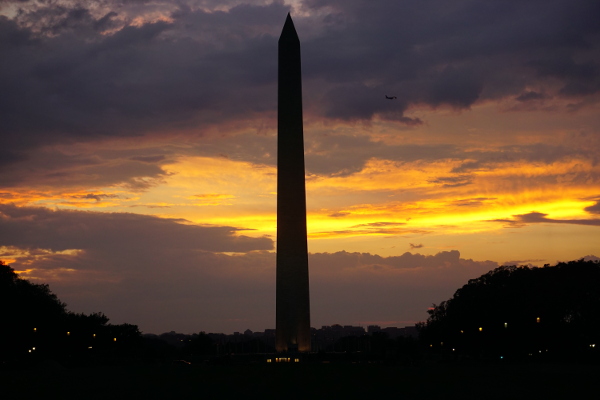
[275,13,311,353]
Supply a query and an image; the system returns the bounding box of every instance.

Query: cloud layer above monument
[1,0,599,333]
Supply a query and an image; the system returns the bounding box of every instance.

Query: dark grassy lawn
[2,361,598,399]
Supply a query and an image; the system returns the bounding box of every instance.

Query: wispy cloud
[490,212,600,228]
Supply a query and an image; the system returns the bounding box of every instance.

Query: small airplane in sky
[385,95,397,99]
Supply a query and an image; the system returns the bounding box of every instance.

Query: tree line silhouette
[3,258,600,366]
[419,259,600,362]
[0,261,141,367]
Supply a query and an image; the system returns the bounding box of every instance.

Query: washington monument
[276,13,311,353]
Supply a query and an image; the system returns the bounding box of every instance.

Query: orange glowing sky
[1,0,599,334]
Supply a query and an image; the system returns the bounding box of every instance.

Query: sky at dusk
[1,0,599,334]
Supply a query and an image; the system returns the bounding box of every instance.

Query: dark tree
[1,261,142,365]
[420,259,600,361]
[0,261,68,360]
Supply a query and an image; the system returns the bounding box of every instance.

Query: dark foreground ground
[2,360,598,399]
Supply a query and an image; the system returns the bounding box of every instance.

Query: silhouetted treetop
[421,259,600,360]
[1,260,142,364]
[1,260,67,326]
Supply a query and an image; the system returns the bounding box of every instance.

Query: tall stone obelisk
[276,13,311,353]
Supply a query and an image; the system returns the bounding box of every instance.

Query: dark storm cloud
[2,0,598,168]
[70,193,120,201]
[528,57,600,96]
[0,1,286,163]
[0,145,170,189]
[309,249,488,271]
[0,203,273,253]
[452,198,496,207]
[427,66,483,108]
[490,211,600,227]
[451,143,600,174]
[328,211,350,218]
[305,134,460,176]
[301,0,600,116]
[428,175,473,188]
[585,201,600,215]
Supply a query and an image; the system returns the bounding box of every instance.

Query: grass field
[3,360,598,399]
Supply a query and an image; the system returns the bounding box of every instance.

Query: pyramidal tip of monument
[280,12,299,41]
